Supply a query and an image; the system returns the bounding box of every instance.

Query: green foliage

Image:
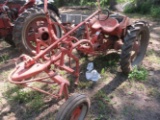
[128,66,148,81]
[101,68,106,74]
[80,0,95,6]
[13,90,43,104]
[99,0,109,8]
[27,94,44,110]
[150,6,160,18]
[54,0,109,7]
[80,0,109,7]
[124,1,151,14]
[117,0,128,3]
[124,4,135,13]
[107,60,117,67]
[137,2,151,14]
[54,0,65,7]
[15,90,31,103]
[124,0,160,18]
[78,81,92,89]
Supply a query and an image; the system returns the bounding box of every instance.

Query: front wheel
[120,21,150,73]
[56,94,90,120]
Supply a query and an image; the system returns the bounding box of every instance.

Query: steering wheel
[98,9,110,21]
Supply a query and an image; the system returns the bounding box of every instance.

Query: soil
[0,6,160,120]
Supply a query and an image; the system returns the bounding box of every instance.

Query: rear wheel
[13,7,62,55]
[56,94,90,120]
[120,21,150,73]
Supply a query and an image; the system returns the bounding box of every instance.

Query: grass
[128,66,148,81]
[89,90,114,120]
[0,69,13,82]
[122,105,141,120]
[148,87,160,99]
[2,85,45,113]
[78,81,93,89]
[94,90,111,103]
[146,52,160,64]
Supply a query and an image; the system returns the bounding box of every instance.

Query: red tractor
[8,0,150,119]
[0,0,61,54]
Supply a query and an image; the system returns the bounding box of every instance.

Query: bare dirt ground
[0,7,160,120]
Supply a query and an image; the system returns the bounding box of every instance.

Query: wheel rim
[23,15,61,55]
[70,103,88,120]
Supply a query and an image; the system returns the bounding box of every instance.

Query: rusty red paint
[71,106,82,120]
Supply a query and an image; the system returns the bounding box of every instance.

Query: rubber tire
[56,94,90,120]
[120,21,150,74]
[13,7,62,55]
[4,34,15,47]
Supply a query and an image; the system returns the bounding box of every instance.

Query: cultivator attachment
[8,6,102,99]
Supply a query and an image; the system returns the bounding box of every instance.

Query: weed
[0,54,9,64]
[94,54,119,74]
[98,100,106,111]
[127,91,133,95]
[92,92,113,120]
[58,70,66,75]
[4,86,44,105]
[101,68,106,75]
[12,89,33,103]
[27,94,44,110]
[78,81,92,89]
[95,90,111,102]
[79,57,86,64]
[128,66,148,81]
[51,84,58,90]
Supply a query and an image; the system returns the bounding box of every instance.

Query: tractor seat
[91,17,119,33]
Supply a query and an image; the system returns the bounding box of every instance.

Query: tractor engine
[1,5,18,20]
[88,15,116,52]
[0,3,18,37]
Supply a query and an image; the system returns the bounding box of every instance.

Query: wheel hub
[37,27,50,41]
